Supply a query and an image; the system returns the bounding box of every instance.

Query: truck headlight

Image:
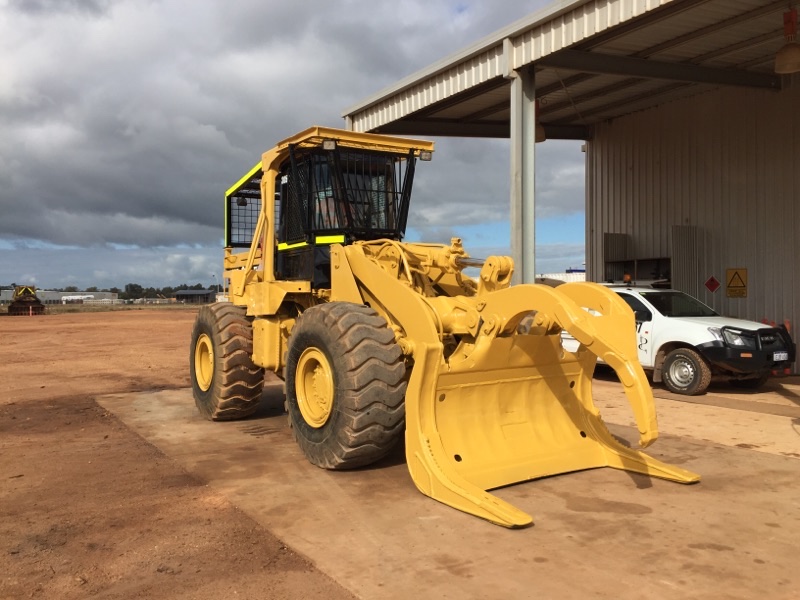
[722,329,754,348]
[708,327,722,342]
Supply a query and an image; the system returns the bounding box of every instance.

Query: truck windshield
[639,291,718,317]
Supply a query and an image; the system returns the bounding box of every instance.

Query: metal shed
[342,0,799,356]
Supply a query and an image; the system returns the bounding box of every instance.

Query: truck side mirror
[634,309,652,322]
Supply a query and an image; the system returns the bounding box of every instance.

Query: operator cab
[224,139,427,289]
[225,140,416,289]
[274,143,419,288]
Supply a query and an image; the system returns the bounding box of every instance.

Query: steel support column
[509,68,537,284]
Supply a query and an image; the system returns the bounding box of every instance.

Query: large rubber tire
[730,372,770,390]
[285,302,406,470]
[190,303,264,420]
[662,348,712,396]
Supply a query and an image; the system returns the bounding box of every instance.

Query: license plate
[773,351,789,361]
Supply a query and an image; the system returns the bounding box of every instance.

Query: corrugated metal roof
[343,0,790,139]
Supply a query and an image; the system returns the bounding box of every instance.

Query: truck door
[616,292,654,367]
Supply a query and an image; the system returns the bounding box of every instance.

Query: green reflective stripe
[315,235,345,244]
[225,162,262,198]
[277,241,308,251]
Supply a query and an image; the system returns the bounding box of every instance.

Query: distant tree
[108,287,121,295]
[85,286,98,292]
[124,283,144,299]
[190,283,205,290]
[63,286,79,293]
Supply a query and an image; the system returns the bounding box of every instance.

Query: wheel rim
[194,333,214,392]
[296,347,335,428]
[668,357,695,387]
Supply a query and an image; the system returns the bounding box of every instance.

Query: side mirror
[634,309,652,323]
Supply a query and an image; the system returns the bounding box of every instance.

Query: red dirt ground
[0,308,356,600]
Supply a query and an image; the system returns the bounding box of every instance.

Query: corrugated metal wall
[587,85,800,352]
[671,224,699,298]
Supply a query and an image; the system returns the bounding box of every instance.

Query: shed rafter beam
[575,82,692,121]
[461,100,510,121]
[688,30,780,64]
[376,120,510,138]
[534,73,595,98]
[538,50,780,89]
[538,1,786,102]
[539,77,645,117]
[735,53,774,70]
[374,118,589,140]
[540,124,591,140]
[634,0,789,58]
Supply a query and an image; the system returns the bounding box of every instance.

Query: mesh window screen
[278,146,416,244]
[228,192,261,247]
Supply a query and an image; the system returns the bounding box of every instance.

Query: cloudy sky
[0,0,585,290]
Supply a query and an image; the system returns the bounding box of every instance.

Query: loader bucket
[343,247,698,527]
[403,282,700,528]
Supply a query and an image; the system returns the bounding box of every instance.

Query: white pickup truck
[563,285,795,395]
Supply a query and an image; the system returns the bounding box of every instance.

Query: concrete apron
[97,379,800,600]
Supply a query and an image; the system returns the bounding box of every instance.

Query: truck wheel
[730,373,770,390]
[190,303,264,420]
[662,348,711,395]
[285,302,406,470]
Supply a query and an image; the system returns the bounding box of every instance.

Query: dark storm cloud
[0,245,224,289]
[0,0,583,287]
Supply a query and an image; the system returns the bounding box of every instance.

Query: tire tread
[191,303,264,420]
[286,303,406,469]
[662,347,711,396]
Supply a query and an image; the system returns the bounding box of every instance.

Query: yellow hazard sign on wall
[726,268,747,298]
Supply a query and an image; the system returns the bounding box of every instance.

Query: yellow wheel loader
[190,126,699,528]
[8,285,45,316]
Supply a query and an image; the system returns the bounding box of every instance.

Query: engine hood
[666,316,772,331]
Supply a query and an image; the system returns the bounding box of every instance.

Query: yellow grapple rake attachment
[343,246,699,527]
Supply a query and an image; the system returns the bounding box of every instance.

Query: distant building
[61,294,95,304]
[0,289,118,305]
